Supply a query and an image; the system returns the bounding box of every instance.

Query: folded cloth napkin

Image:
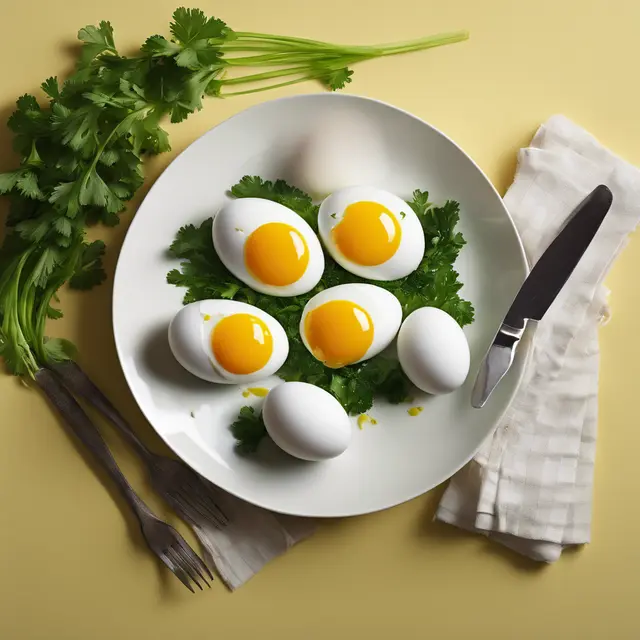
[191,490,315,590]
[436,115,640,562]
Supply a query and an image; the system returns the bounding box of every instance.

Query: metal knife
[471,184,614,409]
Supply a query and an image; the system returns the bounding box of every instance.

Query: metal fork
[52,361,228,529]
[36,368,213,592]
[140,512,213,592]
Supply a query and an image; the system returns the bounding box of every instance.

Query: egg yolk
[245,222,309,286]
[304,300,374,368]
[211,314,273,375]
[332,201,401,266]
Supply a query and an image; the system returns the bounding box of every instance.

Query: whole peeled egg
[212,198,324,297]
[300,283,402,369]
[168,299,288,383]
[295,109,388,198]
[397,307,470,394]
[318,186,425,281]
[262,382,352,461]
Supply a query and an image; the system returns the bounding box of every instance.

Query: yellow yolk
[332,201,401,266]
[244,222,309,286]
[304,300,374,368]
[211,313,273,375]
[357,414,378,430]
[408,406,424,417]
[247,387,269,397]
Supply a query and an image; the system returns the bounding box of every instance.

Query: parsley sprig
[168,177,474,452]
[0,8,468,378]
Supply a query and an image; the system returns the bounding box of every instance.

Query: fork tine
[159,552,195,593]
[169,546,203,591]
[181,481,228,525]
[174,541,212,587]
[175,567,197,593]
[189,544,214,583]
[174,487,216,525]
[195,486,229,524]
[171,539,209,591]
[199,556,214,582]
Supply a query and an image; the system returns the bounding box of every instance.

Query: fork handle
[51,361,155,465]
[36,368,154,523]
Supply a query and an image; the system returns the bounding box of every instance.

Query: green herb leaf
[41,77,60,99]
[32,247,64,288]
[69,241,106,290]
[230,176,319,231]
[43,337,77,363]
[170,8,230,43]
[0,171,21,194]
[141,35,181,57]
[16,171,44,200]
[78,21,116,65]
[230,406,267,454]
[320,67,353,91]
[46,305,64,320]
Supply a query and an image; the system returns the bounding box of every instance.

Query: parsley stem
[34,240,83,365]
[234,31,469,53]
[234,32,343,48]
[224,52,334,66]
[220,65,312,86]
[3,248,39,376]
[221,70,330,96]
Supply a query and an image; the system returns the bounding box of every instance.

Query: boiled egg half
[212,198,324,296]
[300,283,402,369]
[318,186,425,281]
[168,300,288,383]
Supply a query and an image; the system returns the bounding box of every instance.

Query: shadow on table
[0,102,19,240]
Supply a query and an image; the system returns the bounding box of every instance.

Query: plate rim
[112,92,530,517]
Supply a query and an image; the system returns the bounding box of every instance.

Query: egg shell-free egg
[168,299,289,384]
[295,109,388,198]
[318,186,425,281]
[262,382,352,461]
[397,306,470,394]
[300,283,402,367]
[212,198,325,296]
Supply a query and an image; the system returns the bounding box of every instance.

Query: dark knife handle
[504,184,613,329]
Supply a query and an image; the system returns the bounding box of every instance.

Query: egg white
[168,299,289,384]
[318,186,425,281]
[212,198,324,297]
[262,382,352,461]
[299,283,402,366]
[397,306,470,394]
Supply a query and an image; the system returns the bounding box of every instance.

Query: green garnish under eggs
[167,176,474,453]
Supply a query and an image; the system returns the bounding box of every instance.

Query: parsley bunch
[167,177,474,452]
[0,8,468,379]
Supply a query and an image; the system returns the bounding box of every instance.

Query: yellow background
[1,0,639,637]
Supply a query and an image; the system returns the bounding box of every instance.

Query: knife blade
[472,184,613,409]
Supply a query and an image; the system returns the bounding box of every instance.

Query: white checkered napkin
[436,115,640,562]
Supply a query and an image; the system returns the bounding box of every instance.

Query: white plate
[113,94,529,518]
